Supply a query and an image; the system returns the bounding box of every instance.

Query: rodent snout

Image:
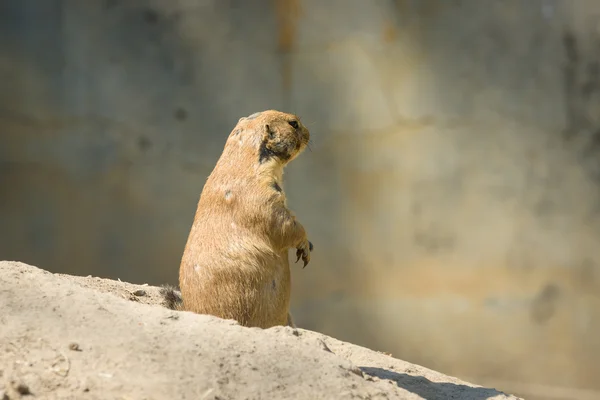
[298,127,310,144]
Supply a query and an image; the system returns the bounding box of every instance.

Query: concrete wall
[2,0,600,397]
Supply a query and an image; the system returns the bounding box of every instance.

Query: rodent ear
[265,124,275,139]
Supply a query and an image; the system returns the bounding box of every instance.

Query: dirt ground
[0,261,521,400]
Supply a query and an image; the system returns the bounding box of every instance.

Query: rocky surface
[0,261,521,400]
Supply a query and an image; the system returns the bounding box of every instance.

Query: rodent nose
[301,127,310,141]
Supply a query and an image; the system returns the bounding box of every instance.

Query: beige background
[1,1,600,397]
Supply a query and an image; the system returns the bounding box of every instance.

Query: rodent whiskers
[306,139,313,152]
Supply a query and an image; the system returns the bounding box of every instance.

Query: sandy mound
[0,261,521,400]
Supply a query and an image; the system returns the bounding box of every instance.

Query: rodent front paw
[295,240,313,268]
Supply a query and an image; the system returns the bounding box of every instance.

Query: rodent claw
[296,240,311,268]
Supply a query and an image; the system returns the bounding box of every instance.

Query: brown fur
[159,284,182,310]
[178,110,313,329]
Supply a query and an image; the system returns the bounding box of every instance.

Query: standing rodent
[177,110,313,328]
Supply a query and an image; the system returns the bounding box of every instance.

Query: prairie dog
[178,110,313,328]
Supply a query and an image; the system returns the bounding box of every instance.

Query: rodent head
[230,110,310,166]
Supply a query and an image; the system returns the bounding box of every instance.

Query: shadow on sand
[360,366,513,400]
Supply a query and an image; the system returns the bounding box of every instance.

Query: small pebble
[15,383,30,395]
[132,289,147,297]
[69,342,82,351]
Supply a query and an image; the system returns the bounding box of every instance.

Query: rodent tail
[159,284,183,310]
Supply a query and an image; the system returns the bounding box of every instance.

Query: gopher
[176,110,313,329]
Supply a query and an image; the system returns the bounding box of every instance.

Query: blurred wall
[2,0,600,397]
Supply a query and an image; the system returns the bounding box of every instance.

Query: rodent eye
[288,120,299,129]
